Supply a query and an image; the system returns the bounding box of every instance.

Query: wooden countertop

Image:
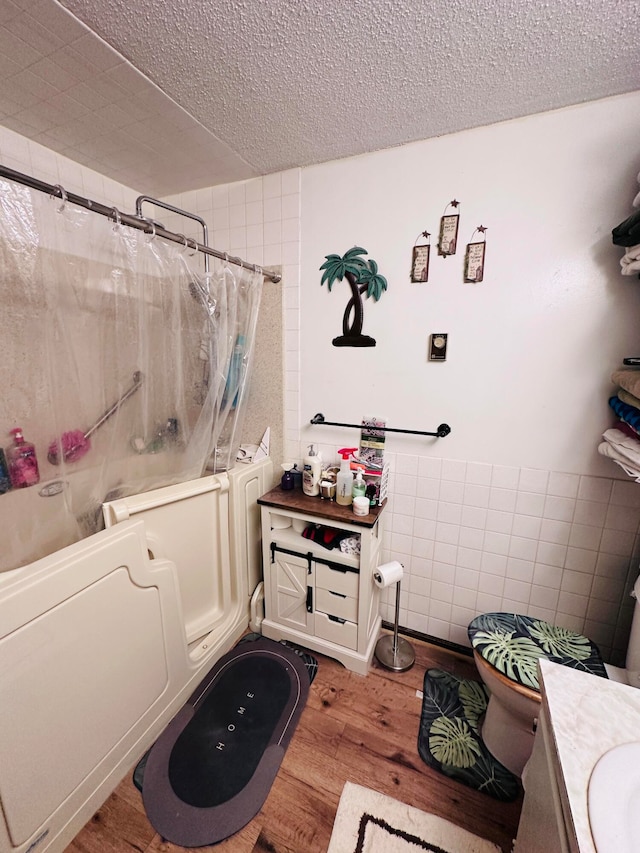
[257,485,385,529]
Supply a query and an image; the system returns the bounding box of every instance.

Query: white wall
[299,92,640,661]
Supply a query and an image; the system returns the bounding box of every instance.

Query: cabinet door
[269,548,314,634]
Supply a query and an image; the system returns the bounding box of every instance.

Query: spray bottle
[336,447,357,506]
[303,444,322,496]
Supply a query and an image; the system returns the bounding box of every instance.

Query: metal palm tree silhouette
[319,246,388,347]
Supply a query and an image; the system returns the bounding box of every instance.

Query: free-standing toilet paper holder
[374,566,415,672]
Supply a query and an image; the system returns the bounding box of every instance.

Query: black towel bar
[309,413,451,438]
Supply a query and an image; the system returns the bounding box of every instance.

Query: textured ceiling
[1,0,638,196]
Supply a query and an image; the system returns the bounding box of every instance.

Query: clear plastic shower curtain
[0,177,262,571]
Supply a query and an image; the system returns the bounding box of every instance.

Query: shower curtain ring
[110,207,121,230]
[177,233,188,252]
[144,219,156,241]
[53,184,67,212]
[187,237,198,256]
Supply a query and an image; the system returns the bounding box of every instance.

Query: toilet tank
[625,575,640,688]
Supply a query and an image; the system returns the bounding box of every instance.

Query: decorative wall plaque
[464,226,487,282]
[319,246,388,347]
[411,231,431,282]
[438,200,460,256]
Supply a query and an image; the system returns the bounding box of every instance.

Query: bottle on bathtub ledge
[0,448,10,493]
[7,427,40,488]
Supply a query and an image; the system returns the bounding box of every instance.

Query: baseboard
[381,621,473,658]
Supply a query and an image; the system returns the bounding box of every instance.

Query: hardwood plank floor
[65,633,522,853]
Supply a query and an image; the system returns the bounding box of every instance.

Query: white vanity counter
[537,658,640,852]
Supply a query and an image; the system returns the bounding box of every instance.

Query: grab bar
[309,413,451,438]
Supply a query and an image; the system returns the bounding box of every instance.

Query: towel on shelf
[616,419,640,440]
[618,388,640,410]
[611,369,640,399]
[613,208,640,247]
[302,524,351,550]
[602,427,640,467]
[598,440,640,482]
[621,244,640,262]
[608,395,640,433]
[620,246,640,275]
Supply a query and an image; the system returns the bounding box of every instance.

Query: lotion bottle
[302,444,322,496]
[336,447,357,506]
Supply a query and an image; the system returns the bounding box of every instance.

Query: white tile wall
[378,456,640,664]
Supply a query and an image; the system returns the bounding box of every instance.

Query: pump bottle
[352,467,366,499]
[336,447,357,506]
[303,444,322,496]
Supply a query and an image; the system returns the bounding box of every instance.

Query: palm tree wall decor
[319,246,388,347]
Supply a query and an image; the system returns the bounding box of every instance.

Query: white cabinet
[258,487,386,675]
[514,707,571,853]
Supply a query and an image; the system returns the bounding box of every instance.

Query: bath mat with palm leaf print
[468,612,608,691]
[418,669,520,802]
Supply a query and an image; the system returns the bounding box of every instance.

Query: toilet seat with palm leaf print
[468,612,608,691]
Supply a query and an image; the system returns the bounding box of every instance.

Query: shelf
[269,525,362,569]
[258,485,384,529]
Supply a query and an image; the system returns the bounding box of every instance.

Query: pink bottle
[7,427,40,488]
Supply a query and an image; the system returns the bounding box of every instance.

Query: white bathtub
[0,452,198,574]
[0,458,272,853]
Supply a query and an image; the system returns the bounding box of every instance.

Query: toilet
[468,575,640,777]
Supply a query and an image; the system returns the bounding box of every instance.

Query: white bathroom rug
[327,782,501,853]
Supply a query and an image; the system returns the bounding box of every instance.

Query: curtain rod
[0,164,282,284]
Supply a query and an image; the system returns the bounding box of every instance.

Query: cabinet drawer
[315,611,358,651]
[315,587,358,623]
[315,562,359,597]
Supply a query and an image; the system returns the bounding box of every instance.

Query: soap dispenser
[281,462,295,490]
[336,447,357,506]
[352,467,366,499]
[303,444,322,496]
[7,427,40,488]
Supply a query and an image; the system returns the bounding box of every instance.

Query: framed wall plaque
[410,232,431,282]
[438,200,460,256]
[464,226,487,282]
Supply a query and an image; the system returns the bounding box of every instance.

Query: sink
[588,741,640,852]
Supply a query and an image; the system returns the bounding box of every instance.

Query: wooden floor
[65,633,523,853]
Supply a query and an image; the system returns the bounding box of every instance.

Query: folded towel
[611,369,640,399]
[302,524,350,550]
[598,440,640,481]
[619,388,640,410]
[613,209,640,247]
[622,244,640,262]
[621,255,640,275]
[608,395,640,432]
[602,428,640,467]
[617,419,640,440]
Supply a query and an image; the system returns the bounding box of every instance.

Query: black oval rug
[140,635,312,847]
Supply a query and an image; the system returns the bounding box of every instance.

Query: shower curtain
[0,176,262,571]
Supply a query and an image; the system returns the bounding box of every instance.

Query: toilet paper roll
[373,560,404,588]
